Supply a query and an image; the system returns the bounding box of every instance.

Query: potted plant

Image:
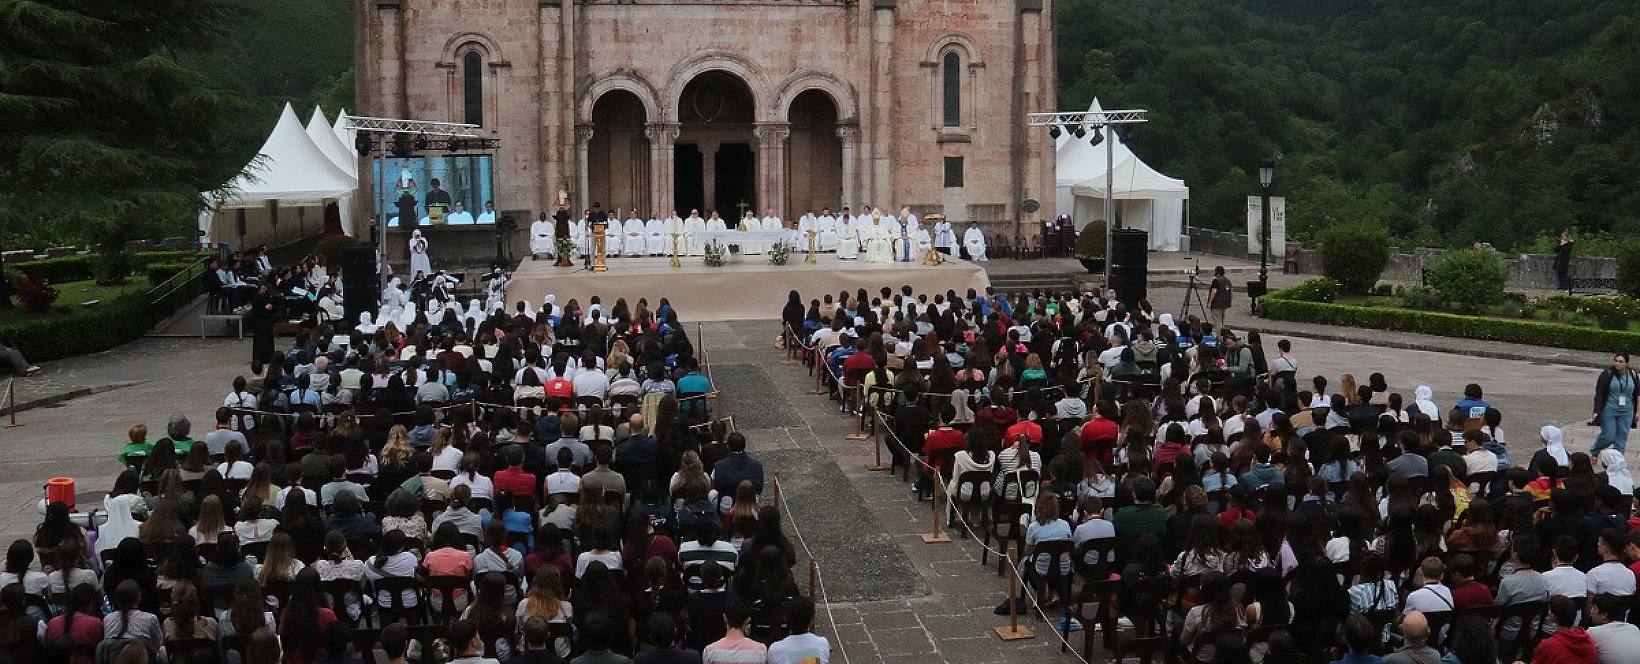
[1073,219,1107,273]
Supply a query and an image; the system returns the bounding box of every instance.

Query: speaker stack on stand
[341,245,379,325]
[1108,229,1149,306]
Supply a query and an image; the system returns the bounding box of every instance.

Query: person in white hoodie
[1411,385,1441,420]
[1598,448,1633,495]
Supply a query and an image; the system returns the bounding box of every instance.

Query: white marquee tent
[198,103,358,247]
[1055,98,1189,251]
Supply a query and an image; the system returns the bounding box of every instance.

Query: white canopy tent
[307,106,358,178]
[1055,98,1189,251]
[198,103,358,247]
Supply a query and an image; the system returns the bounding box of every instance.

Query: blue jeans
[1591,408,1633,455]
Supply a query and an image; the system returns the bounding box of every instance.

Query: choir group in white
[528,205,990,263]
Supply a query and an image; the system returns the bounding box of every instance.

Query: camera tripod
[1180,259,1210,321]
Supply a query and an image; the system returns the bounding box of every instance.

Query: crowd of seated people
[0,290,844,664]
[784,285,1640,664]
[203,249,344,325]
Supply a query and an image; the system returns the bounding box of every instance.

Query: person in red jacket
[922,406,966,480]
[1004,418,1042,448]
[1445,553,1494,609]
[1079,400,1120,464]
[1531,596,1599,664]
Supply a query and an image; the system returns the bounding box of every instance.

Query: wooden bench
[200,313,244,339]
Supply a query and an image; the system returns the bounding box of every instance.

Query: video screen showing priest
[375,154,495,226]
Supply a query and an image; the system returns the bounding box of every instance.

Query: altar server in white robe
[645,210,666,256]
[963,222,989,261]
[530,212,556,259]
[663,210,686,256]
[477,201,496,225]
[817,208,839,251]
[684,209,707,255]
[603,212,624,257]
[863,211,896,263]
[622,209,647,256]
[408,230,432,279]
[738,210,762,254]
[571,212,590,258]
[933,216,957,255]
[761,209,785,249]
[836,212,860,259]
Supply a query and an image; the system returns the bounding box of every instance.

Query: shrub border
[1261,286,1640,354]
[2,258,209,363]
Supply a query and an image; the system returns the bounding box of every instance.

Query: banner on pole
[1246,196,1286,257]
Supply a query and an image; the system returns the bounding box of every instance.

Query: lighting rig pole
[1028,107,1147,284]
[345,116,482,291]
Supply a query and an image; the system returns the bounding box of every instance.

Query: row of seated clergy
[528,210,989,261]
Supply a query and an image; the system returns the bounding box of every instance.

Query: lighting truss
[1027,109,1149,127]
[342,116,482,137]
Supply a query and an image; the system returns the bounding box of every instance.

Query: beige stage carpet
[505,255,990,322]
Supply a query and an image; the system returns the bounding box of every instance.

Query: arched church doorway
[674,71,756,220]
[588,90,650,215]
[787,89,842,214]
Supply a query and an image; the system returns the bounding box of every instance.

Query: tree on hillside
[0,0,254,295]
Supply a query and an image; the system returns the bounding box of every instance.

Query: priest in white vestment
[445,202,475,225]
[964,223,989,261]
[684,210,707,255]
[529,212,555,258]
[622,210,646,256]
[862,211,895,263]
[707,211,728,232]
[797,210,818,253]
[645,211,666,256]
[817,209,839,252]
[477,202,496,225]
[738,210,762,254]
[761,209,784,251]
[836,213,859,259]
[663,211,685,256]
[602,213,624,257]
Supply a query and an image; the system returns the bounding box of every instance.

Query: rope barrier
[769,473,854,664]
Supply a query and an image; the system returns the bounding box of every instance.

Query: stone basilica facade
[356,0,1056,228]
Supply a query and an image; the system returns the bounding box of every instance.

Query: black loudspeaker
[1109,229,1149,305]
[341,245,378,327]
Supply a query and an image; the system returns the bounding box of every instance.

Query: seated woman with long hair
[1179,571,1247,663]
[276,567,335,664]
[424,522,476,613]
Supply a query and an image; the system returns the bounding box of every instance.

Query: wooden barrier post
[846,400,870,441]
[921,472,951,544]
[993,553,1035,640]
[4,380,20,429]
[864,410,889,472]
[772,471,782,511]
[807,555,818,601]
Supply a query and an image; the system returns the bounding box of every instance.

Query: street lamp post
[1256,158,1275,313]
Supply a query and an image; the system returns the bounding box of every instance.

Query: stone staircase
[986,269,1079,293]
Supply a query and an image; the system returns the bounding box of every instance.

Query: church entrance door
[674,71,756,217]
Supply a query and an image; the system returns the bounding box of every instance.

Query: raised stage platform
[504,255,990,322]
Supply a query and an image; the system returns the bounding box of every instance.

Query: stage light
[354,133,371,154]
[1048,124,1061,139]
[1073,125,1086,139]
[447,138,464,153]
[1088,128,1104,147]
[414,134,429,152]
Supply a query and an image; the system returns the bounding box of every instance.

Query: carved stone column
[754,123,791,216]
[700,140,720,213]
[574,125,594,211]
[645,123,680,215]
[836,125,859,209]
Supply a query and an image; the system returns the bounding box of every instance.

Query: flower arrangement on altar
[703,240,728,267]
[768,241,791,266]
[555,236,576,261]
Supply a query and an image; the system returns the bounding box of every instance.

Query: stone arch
[440,31,503,62]
[660,50,772,123]
[923,31,984,66]
[577,70,662,125]
[773,70,860,124]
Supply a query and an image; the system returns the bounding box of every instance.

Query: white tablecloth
[690,229,802,246]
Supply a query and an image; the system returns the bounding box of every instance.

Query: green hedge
[10,250,209,283]
[2,259,208,362]
[1261,287,1640,353]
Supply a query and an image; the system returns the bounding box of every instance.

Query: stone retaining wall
[1187,228,1616,290]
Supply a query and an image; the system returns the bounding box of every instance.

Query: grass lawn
[0,279,154,325]
[1334,294,1640,333]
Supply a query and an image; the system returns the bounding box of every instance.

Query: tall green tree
[0,0,253,297]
